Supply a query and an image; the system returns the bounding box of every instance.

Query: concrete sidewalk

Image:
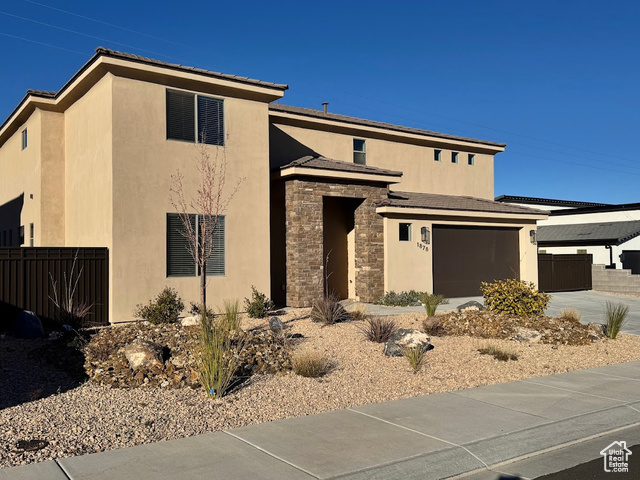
[3,362,640,480]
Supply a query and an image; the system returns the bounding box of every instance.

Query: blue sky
[1,0,639,203]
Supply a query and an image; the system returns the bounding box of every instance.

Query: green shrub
[480,279,550,317]
[605,302,629,339]
[244,286,275,318]
[198,314,237,398]
[478,343,518,361]
[420,293,448,317]
[374,290,425,307]
[403,345,427,373]
[292,351,330,378]
[188,301,215,318]
[360,316,399,343]
[310,296,350,325]
[134,287,184,324]
[219,299,242,332]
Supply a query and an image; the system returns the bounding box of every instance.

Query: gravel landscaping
[2,308,640,469]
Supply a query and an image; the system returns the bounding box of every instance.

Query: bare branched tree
[170,135,244,314]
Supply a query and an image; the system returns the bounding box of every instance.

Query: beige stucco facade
[0,48,547,323]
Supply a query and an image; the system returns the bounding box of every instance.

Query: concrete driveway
[546,291,640,336]
[367,290,640,336]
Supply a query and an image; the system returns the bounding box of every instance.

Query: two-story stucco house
[0,48,546,323]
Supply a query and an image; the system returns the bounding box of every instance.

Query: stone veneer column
[284,178,386,306]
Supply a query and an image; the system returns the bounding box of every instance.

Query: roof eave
[269,107,506,153]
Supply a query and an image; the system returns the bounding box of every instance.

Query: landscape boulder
[456,301,485,312]
[124,339,164,370]
[384,329,433,357]
[269,316,284,333]
[12,310,44,339]
[180,315,200,327]
[513,327,542,343]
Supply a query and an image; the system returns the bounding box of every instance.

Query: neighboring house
[0,48,547,323]
[496,196,640,272]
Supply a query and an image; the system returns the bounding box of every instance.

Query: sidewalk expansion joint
[520,378,633,403]
[54,460,72,480]
[222,431,319,479]
[347,408,489,469]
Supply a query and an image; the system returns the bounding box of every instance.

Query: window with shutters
[166,90,224,146]
[166,213,225,277]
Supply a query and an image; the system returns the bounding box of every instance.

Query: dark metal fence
[538,253,592,292]
[0,247,109,328]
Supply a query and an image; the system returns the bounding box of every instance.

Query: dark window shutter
[205,216,225,276]
[166,90,195,142]
[197,96,224,146]
[167,213,196,276]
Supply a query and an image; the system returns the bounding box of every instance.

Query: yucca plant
[403,345,427,373]
[605,302,629,339]
[198,313,237,398]
[420,293,448,317]
[311,295,350,325]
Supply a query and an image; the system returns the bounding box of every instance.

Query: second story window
[452,152,459,164]
[434,149,441,161]
[21,129,27,150]
[353,139,366,165]
[468,154,475,166]
[166,90,224,146]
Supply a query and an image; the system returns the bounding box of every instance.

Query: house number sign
[416,242,429,252]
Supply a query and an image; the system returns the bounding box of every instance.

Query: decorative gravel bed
[2,309,640,469]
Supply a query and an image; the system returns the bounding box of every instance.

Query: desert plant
[480,279,550,317]
[348,304,368,322]
[198,313,237,398]
[310,295,350,325]
[219,299,242,331]
[292,351,330,378]
[244,286,275,319]
[478,343,518,361]
[560,308,581,323]
[420,293,448,317]
[403,345,427,373]
[48,252,95,329]
[360,316,399,343]
[374,290,425,307]
[605,302,629,339]
[188,301,215,318]
[133,287,184,324]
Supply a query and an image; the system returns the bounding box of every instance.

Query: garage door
[433,225,520,297]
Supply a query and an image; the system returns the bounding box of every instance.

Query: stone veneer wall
[285,178,387,306]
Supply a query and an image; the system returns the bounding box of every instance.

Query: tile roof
[381,191,547,215]
[269,104,506,148]
[495,195,609,208]
[96,48,288,90]
[281,155,403,177]
[537,221,640,246]
[25,89,56,98]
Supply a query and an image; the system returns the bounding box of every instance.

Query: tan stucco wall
[0,109,42,244]
[40,110,65,245]
[110,76,271,322]
[270,123,495,199]
[384,216,539,295]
